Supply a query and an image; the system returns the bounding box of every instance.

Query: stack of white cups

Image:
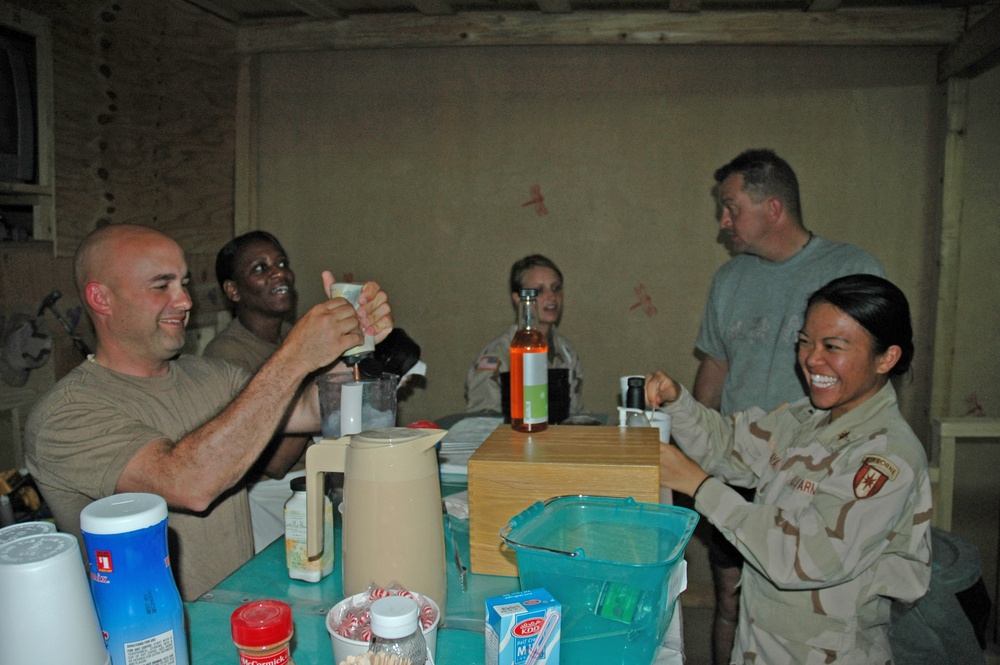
[0,530,111,665]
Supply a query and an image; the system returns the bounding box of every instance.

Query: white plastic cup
[650,411,672,444]
[0,519,56,546]
[0,533,111,665]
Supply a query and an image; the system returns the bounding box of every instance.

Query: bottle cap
[290,476,306,492]
[370,596,420,639]
[519,288,538,298]
[231,600,293,647]
[627,377,645,389]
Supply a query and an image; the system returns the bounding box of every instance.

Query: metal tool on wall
[37,289,92,358]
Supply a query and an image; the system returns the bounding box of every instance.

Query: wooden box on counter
[467,425,661,577]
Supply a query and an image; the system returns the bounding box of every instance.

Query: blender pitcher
[306,427,448,617]
[316,371,399,438]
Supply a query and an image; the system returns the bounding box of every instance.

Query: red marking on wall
[965,394,985,417]
[629,284,658,317]
[522,185,548,216]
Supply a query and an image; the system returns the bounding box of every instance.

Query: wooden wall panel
[28,0,238,257]
[1,0,237,387]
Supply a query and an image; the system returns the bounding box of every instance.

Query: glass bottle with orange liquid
[510,288,548,433]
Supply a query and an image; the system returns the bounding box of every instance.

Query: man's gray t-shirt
[696,235,885,416]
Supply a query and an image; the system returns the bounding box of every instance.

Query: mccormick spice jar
[231,600,296,665]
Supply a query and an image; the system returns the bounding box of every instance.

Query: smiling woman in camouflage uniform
[645,274,932,665]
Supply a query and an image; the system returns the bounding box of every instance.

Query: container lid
[0,532,78,569]
[0,520,56,546]
[350,427,428,448]
[290,476,306,492]
[519,288,538,297]
[231,600,293,647]
[370,596,420,639]
[79,493,168,535]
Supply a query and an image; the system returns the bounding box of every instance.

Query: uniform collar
[807,382,898,450]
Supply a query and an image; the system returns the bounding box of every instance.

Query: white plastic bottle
[369,596,429,665]
[284,476,334,582]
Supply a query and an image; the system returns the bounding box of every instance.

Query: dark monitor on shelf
[0,25,37,184]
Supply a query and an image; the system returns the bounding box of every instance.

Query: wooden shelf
[1,2,56,246]
[930,417,1000,531]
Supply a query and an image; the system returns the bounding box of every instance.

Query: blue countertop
[185,474,684,665]
[186,479,516,664]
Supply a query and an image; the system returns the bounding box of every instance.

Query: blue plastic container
[80,493,188,665]
[500,495,698,665]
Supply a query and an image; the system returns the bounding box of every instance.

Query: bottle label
[123,629,179,665]
[329,283,376,356]
[285,497,333,575]
[522,351,548,424]
[238,646,291,665]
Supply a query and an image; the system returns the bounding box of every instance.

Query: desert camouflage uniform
[664,381,932,664]
[464,324,583,415]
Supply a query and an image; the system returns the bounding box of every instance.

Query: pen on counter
[447,514,467,592]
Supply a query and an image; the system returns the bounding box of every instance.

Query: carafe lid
[350,426,431,447]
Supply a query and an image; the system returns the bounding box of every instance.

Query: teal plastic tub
[500,495,699,665]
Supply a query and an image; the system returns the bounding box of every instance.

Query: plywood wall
[0,0,236,467]
[950,64,1000,419]
[0,0,236,324]
[251,44,947,436]
[44,0,238,257]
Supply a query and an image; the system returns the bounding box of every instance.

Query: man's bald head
[74,225,178,301]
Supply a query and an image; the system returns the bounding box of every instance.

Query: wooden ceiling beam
[181,0,241,23]
[668,0,700,12]
[410,0,457,16]
[807,0,841,11]
[537,0,573,14]
[937,7,1000,81]
[288,0,343,19]
[236,8,970,53]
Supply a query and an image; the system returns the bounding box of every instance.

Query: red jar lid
[231,600,293,647]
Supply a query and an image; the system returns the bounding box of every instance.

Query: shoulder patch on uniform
[853,454,899,499]
[475,355,500,371]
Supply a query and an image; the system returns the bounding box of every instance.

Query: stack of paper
[438,416,502,475]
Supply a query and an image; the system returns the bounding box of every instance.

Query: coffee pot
[306,427,448,616]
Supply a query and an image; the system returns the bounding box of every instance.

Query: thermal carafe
[306,427,448,617]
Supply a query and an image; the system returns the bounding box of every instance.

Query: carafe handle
[305,436,349,557]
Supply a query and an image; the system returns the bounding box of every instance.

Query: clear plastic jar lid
[231,600,293,647]
[370,596,420,639]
